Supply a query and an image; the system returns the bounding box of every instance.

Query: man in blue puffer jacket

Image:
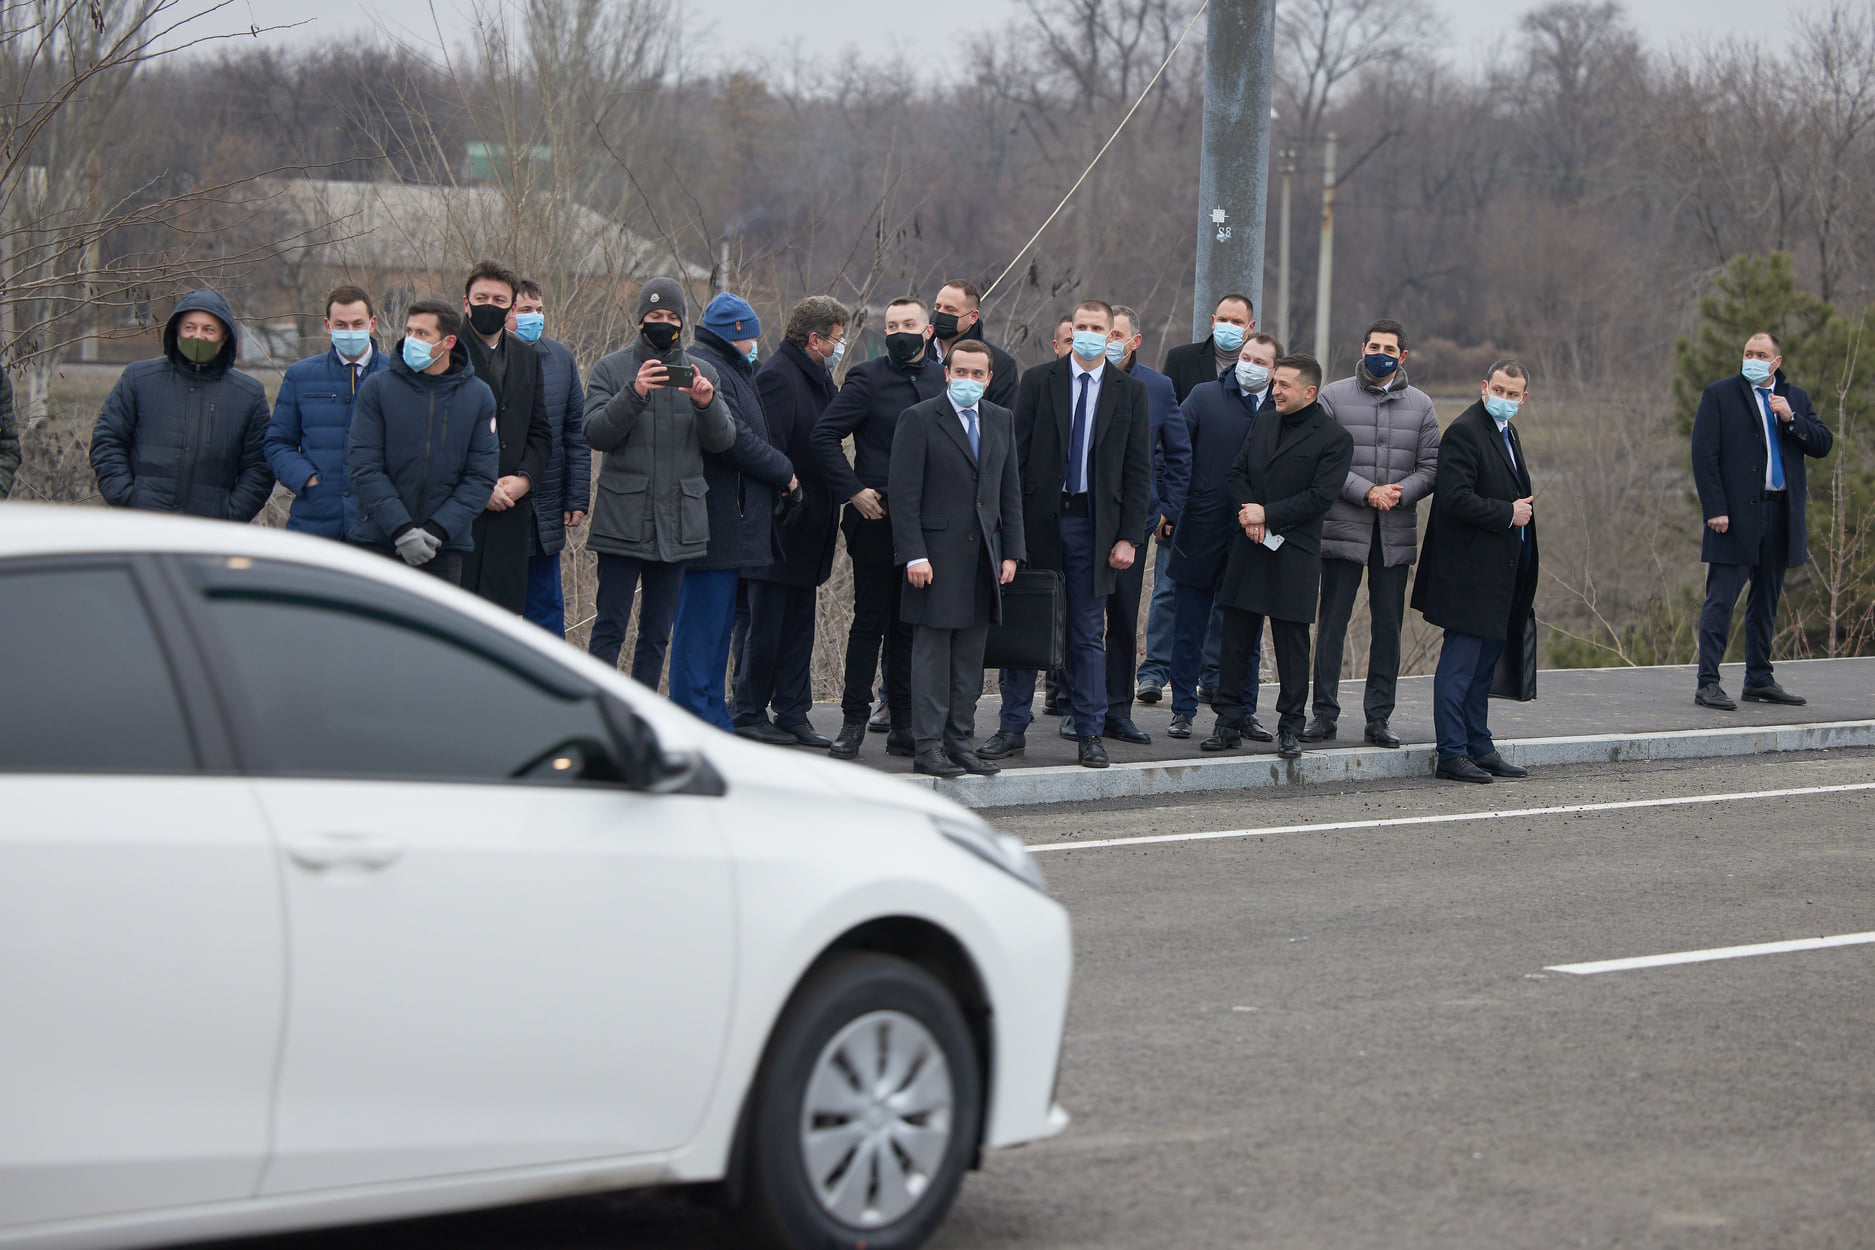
[266,285,391,539]
[510,279,593,636]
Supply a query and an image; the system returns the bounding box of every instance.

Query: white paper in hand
[1261,530,1286,551]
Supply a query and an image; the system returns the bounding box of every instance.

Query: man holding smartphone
[583,277,736,687]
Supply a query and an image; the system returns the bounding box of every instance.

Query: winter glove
[394,525,441,567]
[773,482,806,530]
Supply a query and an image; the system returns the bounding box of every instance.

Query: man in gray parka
[584,277,735,686]
[1305,318,1441,748]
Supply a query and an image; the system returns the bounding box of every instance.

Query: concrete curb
[900,719,1875,810]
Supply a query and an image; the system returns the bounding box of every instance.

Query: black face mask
[641,321,681,352]
[885,332,926,365]
[932,311,963,341]
[468,303,509,337]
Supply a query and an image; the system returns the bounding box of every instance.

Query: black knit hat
[636,277,687,323]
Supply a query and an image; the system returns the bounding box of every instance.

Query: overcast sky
[218,0,1826,73]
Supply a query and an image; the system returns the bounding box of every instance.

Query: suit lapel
[1050,358,1073,458]
[1482,409,1518,480]
[1091,361,1122,446]
[1506,422,1531,494]
[934,400,976,465]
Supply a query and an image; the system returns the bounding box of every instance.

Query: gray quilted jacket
[1316,367,1441,566]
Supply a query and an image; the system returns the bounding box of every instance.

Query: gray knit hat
[636,277,687,323]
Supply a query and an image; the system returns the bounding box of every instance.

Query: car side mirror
[600,696,727,797]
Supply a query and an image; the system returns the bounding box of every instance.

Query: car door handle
[286,833,405,872]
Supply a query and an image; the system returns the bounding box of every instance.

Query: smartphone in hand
[664,362,696,388]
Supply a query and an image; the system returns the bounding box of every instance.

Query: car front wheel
[742,952,983,1250]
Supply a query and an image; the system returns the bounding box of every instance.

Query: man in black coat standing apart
[1690,332,1833,710]
[457,260,552,613]
[1411,360,1541,783]
[888,342,1025,778]
[979,298,1152,769]
[1202,354,1353,759]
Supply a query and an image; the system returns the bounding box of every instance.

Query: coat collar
[934,395,978,463]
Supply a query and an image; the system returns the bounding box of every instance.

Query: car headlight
[934,816,1049,894]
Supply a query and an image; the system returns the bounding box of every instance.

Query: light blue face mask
[1484,394,1521,423]
[513,312,545,344]
[1235,360,1269,391]
[1212,322,1246,352]
[331,328,371,359]
[948,377,987,408]
[1741,357,1774,385]
[1103,337,1130,366]
[746,347,759,364]
[1071,329,1108,361]
[402,337,437,372]
[828,339,846,369]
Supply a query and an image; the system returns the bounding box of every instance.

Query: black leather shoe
[1196,685,1215,706]
[1471,751,1528,778]
[780,721,831,749]
[1276,730,1303,759]
[1200,725,1242,751]
[1103,716,1151,745]
[1245,715,1274,743]
[1042,699,1066,717]
[1299,715,1336,742]
[1136,679,1164,704]
[1167,712,1194,739]
[1742,682,1807,705]
[827,722,867,760]
[1695,682,1736,710]
[1436,756,1493,783]
[885,729,916,757]
[913,748,965,778]
[1059,717,1079,740]
[1365,720,1401,748]
[868,703,891,733]
[1078,736,1110,768]
[950,748,1001,776]
[734,718,796,746]
[977,731,1026,759]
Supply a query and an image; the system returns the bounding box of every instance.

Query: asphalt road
[208,748,1875,1250]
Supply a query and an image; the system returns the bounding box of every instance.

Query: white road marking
[1024,781,1875,853]
[1547,931,1875,975]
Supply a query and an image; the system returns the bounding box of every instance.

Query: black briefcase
[985,569,1066,671]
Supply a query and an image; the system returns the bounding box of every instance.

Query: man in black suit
[1411,360,1541,783]
[457,260,553,613]
[812,296,944,759]
[1690,332,1834,709]
[930,278,1020,409]
[888,342,1025,778]
[979,299,1152,769]
[1160,292,1258,404]
[1202,354,1353,759]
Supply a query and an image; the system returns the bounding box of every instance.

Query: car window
[0,566,197,773]
[200,596,622,783]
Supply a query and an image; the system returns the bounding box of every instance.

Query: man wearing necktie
[1690,332,1834,709]
[888,343,1024,777]
[979,299,1152,769]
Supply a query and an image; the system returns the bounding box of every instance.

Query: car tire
[740,952,983,1250]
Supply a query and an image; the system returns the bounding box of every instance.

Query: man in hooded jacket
[91,288,274,520]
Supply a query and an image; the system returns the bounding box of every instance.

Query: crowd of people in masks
[77,271,1832,783]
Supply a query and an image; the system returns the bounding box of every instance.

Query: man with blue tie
[979,299,1152,768]
[1690,332,1834,709]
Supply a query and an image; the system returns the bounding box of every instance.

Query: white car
[0,506,1070,1250]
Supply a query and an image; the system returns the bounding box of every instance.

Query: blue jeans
[1171,579,1257,717]
[668,568,741,731]
[1138,540,1177,686]
[1433,631,1503,761]
[523,539,566,637]
[1001,515,1109,739]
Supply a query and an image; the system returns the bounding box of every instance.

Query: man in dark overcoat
[1202,354,1353,759]
[1411,359,1541,783]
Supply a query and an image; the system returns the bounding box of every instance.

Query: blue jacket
[1127,360,1192,540]
[1691,369,1833,568]
[90,288,274,520]
[265,342,392,538]
[1167,371,1269,590]
[690,330,796,572]
[529,336,592,555]
[345,337,500,552]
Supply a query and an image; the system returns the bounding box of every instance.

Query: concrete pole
[1276,148,1294,349]
[1192,0,1276,344]
[1314,132,1337,368]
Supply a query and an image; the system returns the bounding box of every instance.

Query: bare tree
[1276,0,1442,149]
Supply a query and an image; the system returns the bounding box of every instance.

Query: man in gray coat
[1306,318,1440,748]
[583,277,736,687]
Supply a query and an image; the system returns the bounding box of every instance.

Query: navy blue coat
[1167,373,1271,590]
[1126,359,1192,540]
[265,342,392,538]
[90,288,274,521]
[529,336,592,555]
[345,337,500,552]
[1691,370,1833,568]
[690,330,796,572]
[746,340,841,587]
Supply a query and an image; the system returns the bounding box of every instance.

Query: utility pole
[1277,147,1294,349]
[1314,132,1337,369]
[1192,0,1276,343]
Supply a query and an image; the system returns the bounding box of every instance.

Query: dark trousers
[1313,524,1410,725]
[842,544,913,724]
[461,506,531,613]
[1001,514,1109,739]
[1697,497,1790,688]
[911,622,990,751]
[363,543,465,585]
[668,567,740,732]
[523,534,565,637]
[1052,542,1146,725]
[735,580,817,729]
[588,553,685,688]
[731,580,751,685]
[1138,539,1177,686]
[1215,609,1308,735]
[1434,631,1503,761]
[1171,579,1258,717]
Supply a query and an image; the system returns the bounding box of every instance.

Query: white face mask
[1235,360,1270,391]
